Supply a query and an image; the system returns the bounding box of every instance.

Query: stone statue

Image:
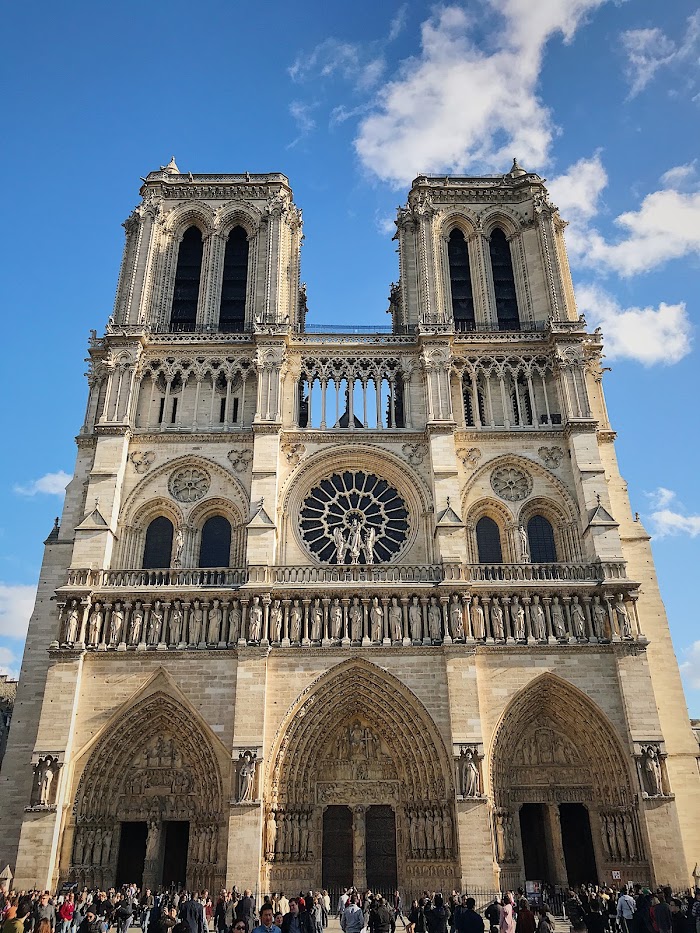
[299,814,310,860]
[265,810,277,859]
[417,809,426,855]
[571,597,586,639]
[109,602,124,645]
[129,603,144,644]
[349,597,363,641]
[330,598,343,640]
[101,829,112,865]
[472,599,485,640]
[623,813,636,859]
[433,807,444,854]
[369,597,383,642]
[145,819,160,861]
[615,596,632,638]
[207,599,222,643]
[39,759,54,805]
[518,524,530,562]
[449,594,464,639]
[88,602,103,645]
[424,808,434,854]
[336,727,349,760]
[409,595,422,641]
[290,599,302,642]
[389,597,403,641]
[238,752,257,801]
[310,599,323,640]
[148,600,163,644]
[348,520,363,565]
[461,748,480,797]
[228,600,242,642]
[174,527,184,564]
[65,599,81,643]
[291,811,301,858]
[169,600,183,644]
[551,597,566,639]
[442,807,452,854]
[495,813,507,862]
[363,525,376,564]
[512,600,526,640]
[270,599,283,642]
[248,596,263,641]
[428,597,442,641]
[531,599,546,641]
[189,600,203,644]
[333,525,348,564]
[491,601,504,640]
[409,809,418,855]
[641,746,662,796]
[592,596,606,638]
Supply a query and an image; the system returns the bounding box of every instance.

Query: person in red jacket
[59,896,75,933]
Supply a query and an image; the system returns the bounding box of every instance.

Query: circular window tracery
[300,471,409,564]
[491,466,532,502]
[169,467,210,503]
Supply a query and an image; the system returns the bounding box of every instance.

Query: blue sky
[1,0,699,714]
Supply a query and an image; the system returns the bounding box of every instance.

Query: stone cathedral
[1,158,698,897]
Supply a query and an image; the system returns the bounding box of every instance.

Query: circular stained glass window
[300,471,409,564]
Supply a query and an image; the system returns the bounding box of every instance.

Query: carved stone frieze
[316,781,400,805]
[128,451,156,474]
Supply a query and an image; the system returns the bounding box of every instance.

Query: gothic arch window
[142,516,174,569]
[463,381,486,427]
[476,516,503,563]
[448,229,475,331]
[170,226,203,332]
[199,515,232,568]
[219,226,248,333]
[527,514,557,562]
[489,227,519,330]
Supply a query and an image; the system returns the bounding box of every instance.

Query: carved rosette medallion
[299,470,409,564]
[491,466,532,502]
[169,467,210,502]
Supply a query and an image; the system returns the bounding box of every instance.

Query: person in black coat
[179,898,206,933]
[236,894,256,933]
[455,899,484,933]
[426,896,451,933]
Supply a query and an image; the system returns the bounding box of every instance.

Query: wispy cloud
[0,583,37,639]
[14,470,71,497]
[621,12,700,98]
[287,101,317,149]
[645,488,700,538]
[289,38,386,92]
[388,4,409,42]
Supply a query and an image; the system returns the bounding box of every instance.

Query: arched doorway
[490,674,648,888]
[69,686,226,892]
[265,659,457,895]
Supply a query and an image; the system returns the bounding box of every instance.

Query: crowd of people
[1,882,699,933]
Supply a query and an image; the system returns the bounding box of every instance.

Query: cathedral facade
[1,160,698,896]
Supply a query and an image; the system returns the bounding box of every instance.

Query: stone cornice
[131,430,253,442]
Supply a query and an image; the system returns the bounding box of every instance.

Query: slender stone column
[545,804,568,885]
[352,805,367,891]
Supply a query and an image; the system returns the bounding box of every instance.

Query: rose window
[300,471,409,564]
[491,466,532,502]
[169,467,210,503]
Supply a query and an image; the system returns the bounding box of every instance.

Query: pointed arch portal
[265,659,458,894]
[70,687,225,892]
[490,674,649,887]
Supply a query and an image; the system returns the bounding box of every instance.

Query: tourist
[278,899,289,920]
[618,889,636,933]
[33,894,56,932]
[281,898,314,933]
[235,894,256,933]
[500,897,515,933]
[77,909,102,933]
[59,895,75,933]
[585,903,605,933]
[515,900,535,933]
[668,900,684,933]
[341,895,365,933]
[159,907,179,933]
[321,894,330,926]
[650,896,672,933]
[252,904,280,933]
[368,898,395,933]
[141,892,154,933]
[3,898,32,933]
[180,895,206,933]
[534,905,554,933]
[485,900,501,933]
[426,895,450,933]
[454,898,483,933]
[393,893,407,931]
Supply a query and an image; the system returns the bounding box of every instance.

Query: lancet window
[170,226,203,332]
[489,228,519,330]
[447,228,475,331]
[199,516,232,568]
[476,516,504,563]
[219,226,248,333]
[527,515,557,563]
[142,516,174,569]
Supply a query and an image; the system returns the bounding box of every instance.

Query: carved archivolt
[267,658,454,808]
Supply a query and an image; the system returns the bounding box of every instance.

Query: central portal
[322,806,353,889]
[366,805,397,894]
[162,821,189,888]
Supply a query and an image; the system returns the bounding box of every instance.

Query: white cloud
[680,641,700,691]
[14,470,71,497]
[287,101,317,149]
[647,487,677,509]
[660,161,697,189]
[548,151,608,222]
[388,5,409,42]
[621,12,700,98]
[375,214,397,236]
[642,488,700,539]
[0,645,19,679]
[576,284,692,365]
[354,0,607,185]
[0,583,37,639]
[289,39,386,92]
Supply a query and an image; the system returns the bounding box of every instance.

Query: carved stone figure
[349,597,363,641]
[495,812,507,862]
[148,600,163,644]
[449,594,464,639]
[512,600,526,640]
[238,752,257,801]
[442,807,452,854]
[461,748,480,797]
[409,595,422,641]
[38,759,55,805]
[228,600,242,642]
[348,520,363,565]
[88,602,103,645]
[265,810,277,859]
[299,814,310,860]
[350,720,365,758]
[310,599,323,640]
[472,599,485,640]
[145,819,160,861]
[369,597,383,642]
[571,597,586,639]
[428,597,442,641]
[129,603,144,644]
[551,597,566,639]
[270,599,283,642]
[174,527,184,564]
[290,599,302,642]
[623,813,636,859]
[389,597,403,641]
[65,599,81,643]
[169,600,183,644]
[330,598,343,640]
[615,596,632,638]
[335,728,349,760]
[518,525,530,562]
[109,602,124,645]
[189,600,203,644]
[424,808,435,853]
[592,596,606,639]
[491,601,504,639]
[333,526,348,565]
[248,596,263,641]
[207,599,222,643]
[531,599,546,640]
[363,526,376,564]
[641,746,662,796]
